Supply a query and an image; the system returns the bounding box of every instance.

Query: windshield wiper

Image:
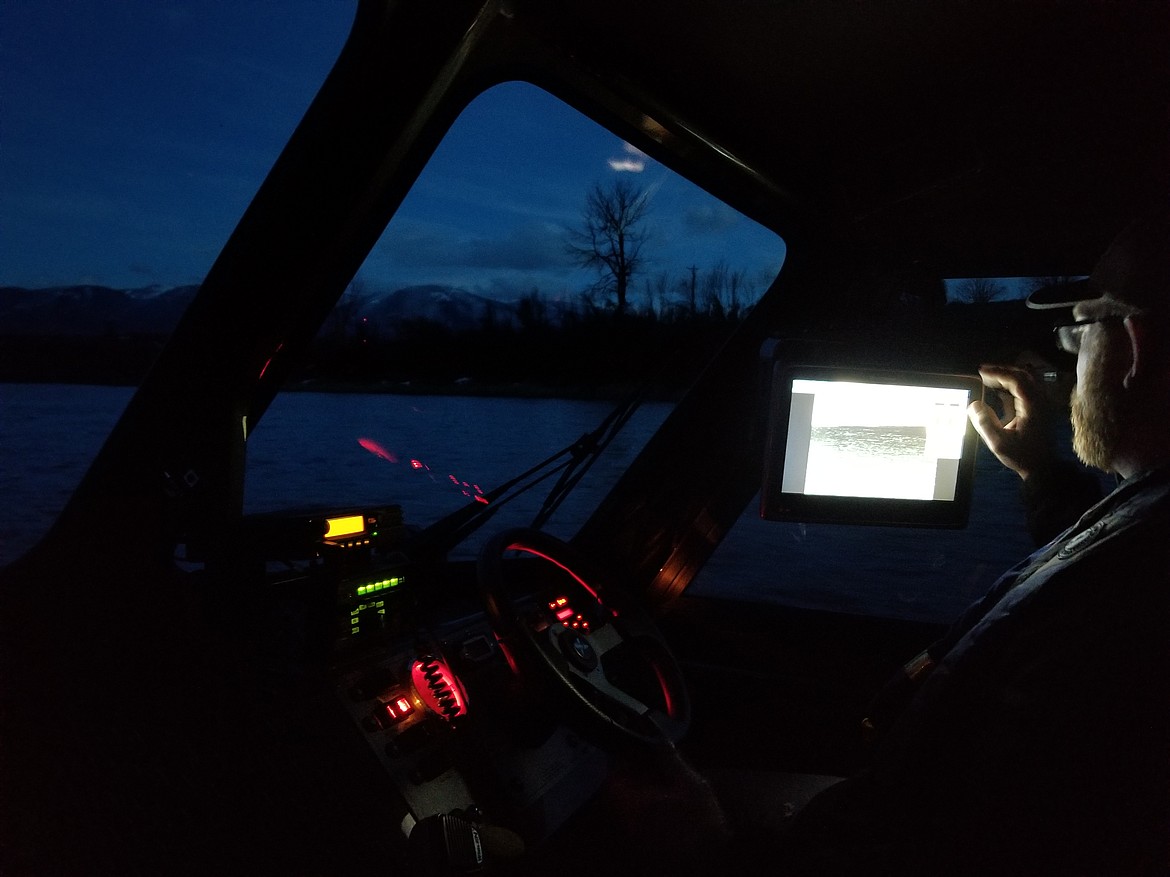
[407,389,645,560]
[529,390,643,531]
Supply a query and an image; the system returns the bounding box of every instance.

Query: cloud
[607,158,645,172]
[461,222,572,270]
[607,142,647,173]
[373,220,572,272]
[472,276,549,302]
[684,203,740,234]
[369,221,462,269]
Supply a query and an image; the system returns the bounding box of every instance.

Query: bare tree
[683,264,699,315]
[565,178,651,315]
[952,276,1009,304]
[701,260,730,317]
[644,270,672,318]
[726,267,744,318]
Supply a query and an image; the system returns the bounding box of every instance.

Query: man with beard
[722,207,1170,876]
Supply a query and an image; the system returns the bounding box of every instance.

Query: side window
[243,82,786,558]
[691,443,1040,621]
[0,5,351,566]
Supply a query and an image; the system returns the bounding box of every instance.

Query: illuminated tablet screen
[761,367,983,527]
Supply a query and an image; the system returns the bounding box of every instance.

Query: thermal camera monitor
[761,367,983,527]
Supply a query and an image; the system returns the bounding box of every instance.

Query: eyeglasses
[1052,314,1128,355]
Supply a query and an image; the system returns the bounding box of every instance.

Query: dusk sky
[2,1,786,307]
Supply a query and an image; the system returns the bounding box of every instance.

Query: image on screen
[781,378,971,502]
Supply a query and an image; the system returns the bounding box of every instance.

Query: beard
[1070,346,1128,472]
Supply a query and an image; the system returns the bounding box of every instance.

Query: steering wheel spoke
[582,622,623,658]
[577,666,653,716]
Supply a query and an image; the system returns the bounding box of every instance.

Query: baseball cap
[1027,203,1170,312]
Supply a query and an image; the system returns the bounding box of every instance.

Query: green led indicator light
[356,577,403,597]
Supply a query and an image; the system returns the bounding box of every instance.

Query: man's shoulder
[1062,464,1170,556]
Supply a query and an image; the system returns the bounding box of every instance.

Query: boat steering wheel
[477,528,690,745]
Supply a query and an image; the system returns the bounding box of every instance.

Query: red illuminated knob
[411,656,467,720]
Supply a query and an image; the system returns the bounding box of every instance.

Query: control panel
[334,620,607,848]
[332,631,493,828]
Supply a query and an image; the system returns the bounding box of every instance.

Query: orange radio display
[324,514,366,540]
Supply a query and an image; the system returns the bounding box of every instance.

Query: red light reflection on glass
[358,440,488,504]
[447,475,487,503]
[258,343,285,381]
[357,437,398,463]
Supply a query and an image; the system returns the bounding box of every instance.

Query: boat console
[210,503,684,868]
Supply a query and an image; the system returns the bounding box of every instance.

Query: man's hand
[966,364,1056,481]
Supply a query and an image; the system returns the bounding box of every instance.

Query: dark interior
[2,1,1166,873]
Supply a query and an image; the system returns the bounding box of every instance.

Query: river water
[2,382,1067,622]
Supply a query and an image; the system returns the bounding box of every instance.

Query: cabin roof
[519,0,1170,279]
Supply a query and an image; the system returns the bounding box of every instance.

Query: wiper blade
[529,390,643,530]
[407,389,644,559]
[406,442,574,560]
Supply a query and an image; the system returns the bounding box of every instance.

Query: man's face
[1069,303,1129,472]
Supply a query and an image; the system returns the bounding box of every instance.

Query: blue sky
[1,1,785,307]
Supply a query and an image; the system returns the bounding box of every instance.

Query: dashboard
[234,505,617,866]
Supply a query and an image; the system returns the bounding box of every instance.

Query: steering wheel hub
[560,630,599,672]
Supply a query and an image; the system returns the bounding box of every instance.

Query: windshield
[242,82,786,558]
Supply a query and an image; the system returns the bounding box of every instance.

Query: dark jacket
[784,465,1170,876]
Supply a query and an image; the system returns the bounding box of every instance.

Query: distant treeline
[297,307,748,399]
[0,308,747,397]
[0,299,1059,397]
[0,334,169,386]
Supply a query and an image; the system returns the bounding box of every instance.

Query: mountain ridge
[0,283,545,337]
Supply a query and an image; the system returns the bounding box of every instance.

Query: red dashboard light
[513,545,602,604]
[381,696,415,724]
[550,595,590,631]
